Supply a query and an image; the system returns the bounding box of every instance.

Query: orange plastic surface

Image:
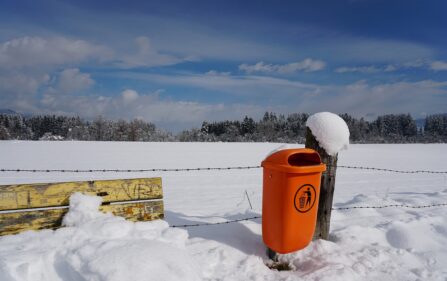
[261,148,326,254]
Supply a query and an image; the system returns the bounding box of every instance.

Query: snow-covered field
[0,141,446,281]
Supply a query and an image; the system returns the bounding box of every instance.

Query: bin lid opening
[288,152,321,167]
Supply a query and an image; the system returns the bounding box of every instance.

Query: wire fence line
[0,166,261,173]
[170,202,447,228]
[332,202,447,210]
[1,165,447,174]
[335,165,447,174]
[1,163,445,228]
[170,216,262,228]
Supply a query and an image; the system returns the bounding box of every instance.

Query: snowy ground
[0,141,446,280]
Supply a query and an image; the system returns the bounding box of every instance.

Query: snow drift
[0,193,201,281]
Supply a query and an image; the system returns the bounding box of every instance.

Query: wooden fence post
[305,127,338,240]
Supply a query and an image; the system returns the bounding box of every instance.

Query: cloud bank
[1,33,447,131]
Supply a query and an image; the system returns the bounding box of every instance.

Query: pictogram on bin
[261,148,326,254]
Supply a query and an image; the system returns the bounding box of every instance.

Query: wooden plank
[0,178,162,211]
[0,200,164,236]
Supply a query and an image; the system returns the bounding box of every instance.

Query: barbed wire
[332,202,447,210]
[0,166,261,173]
[1,165,446,174]
[170,202,447,228]
[335,165,447,174]
[2,163,446,228]
[170,216,261,228]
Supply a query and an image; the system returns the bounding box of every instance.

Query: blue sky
[1,0,447,131]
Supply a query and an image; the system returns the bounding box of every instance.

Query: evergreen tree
[241,116,255,135]
[0,125,10,140]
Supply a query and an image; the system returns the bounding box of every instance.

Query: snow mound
[62,192,105,226]
[0,193,201,281]
[306,112,349,156]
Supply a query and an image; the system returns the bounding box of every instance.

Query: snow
[62,192,105,226]
[0,192,201,281]
[306,112,350,155]
[0,141,447,280]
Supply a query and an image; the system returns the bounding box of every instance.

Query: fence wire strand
[335,165,447,174]
[332,202,447,210]
[1,163,446,228]
[0,166,261,173]
[170,216,262,228]
[170,203,447,228]
[1,165,447,174]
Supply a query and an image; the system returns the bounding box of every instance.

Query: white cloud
[132,72,320,98]
[430,61,447,71]
[108,14,433,64]
[382,60,426,72]
[0,72,49,96]
[131,19,298,62]
[239,58,326,74]
[402,60,426,68]
[121,89,139,104]
[116,36,184,68]
[337,59,447,74]
[116,71,447,122]
[0,35,192,115]
[0,37,112,69]
[319,38,434,63]
[27,88,266,131]
[205,70,231,76]
[41,69,94,107]
[279,59,326,73]
[308,80,447,119]
[107,80,447,128]
[239,62,274,73]
[57,68,94,94]
[0,71,51,113]
[335,66,381,73]
[0,37,101,110]
[384,65,398,72]
[0,36,188,71]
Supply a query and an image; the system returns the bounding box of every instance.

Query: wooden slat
[0,178,162,211]
[0,200,164,236]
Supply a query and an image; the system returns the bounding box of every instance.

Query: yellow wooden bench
[0,177,164,236]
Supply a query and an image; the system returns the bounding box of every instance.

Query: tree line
[0,112,446,143]
[178,112,446,143]
[0,115,173,142]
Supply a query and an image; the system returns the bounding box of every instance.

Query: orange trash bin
[261,148,326,254]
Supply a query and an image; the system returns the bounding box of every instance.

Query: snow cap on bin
[262,148,326,173]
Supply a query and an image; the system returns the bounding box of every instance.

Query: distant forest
[0,112,447,143]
